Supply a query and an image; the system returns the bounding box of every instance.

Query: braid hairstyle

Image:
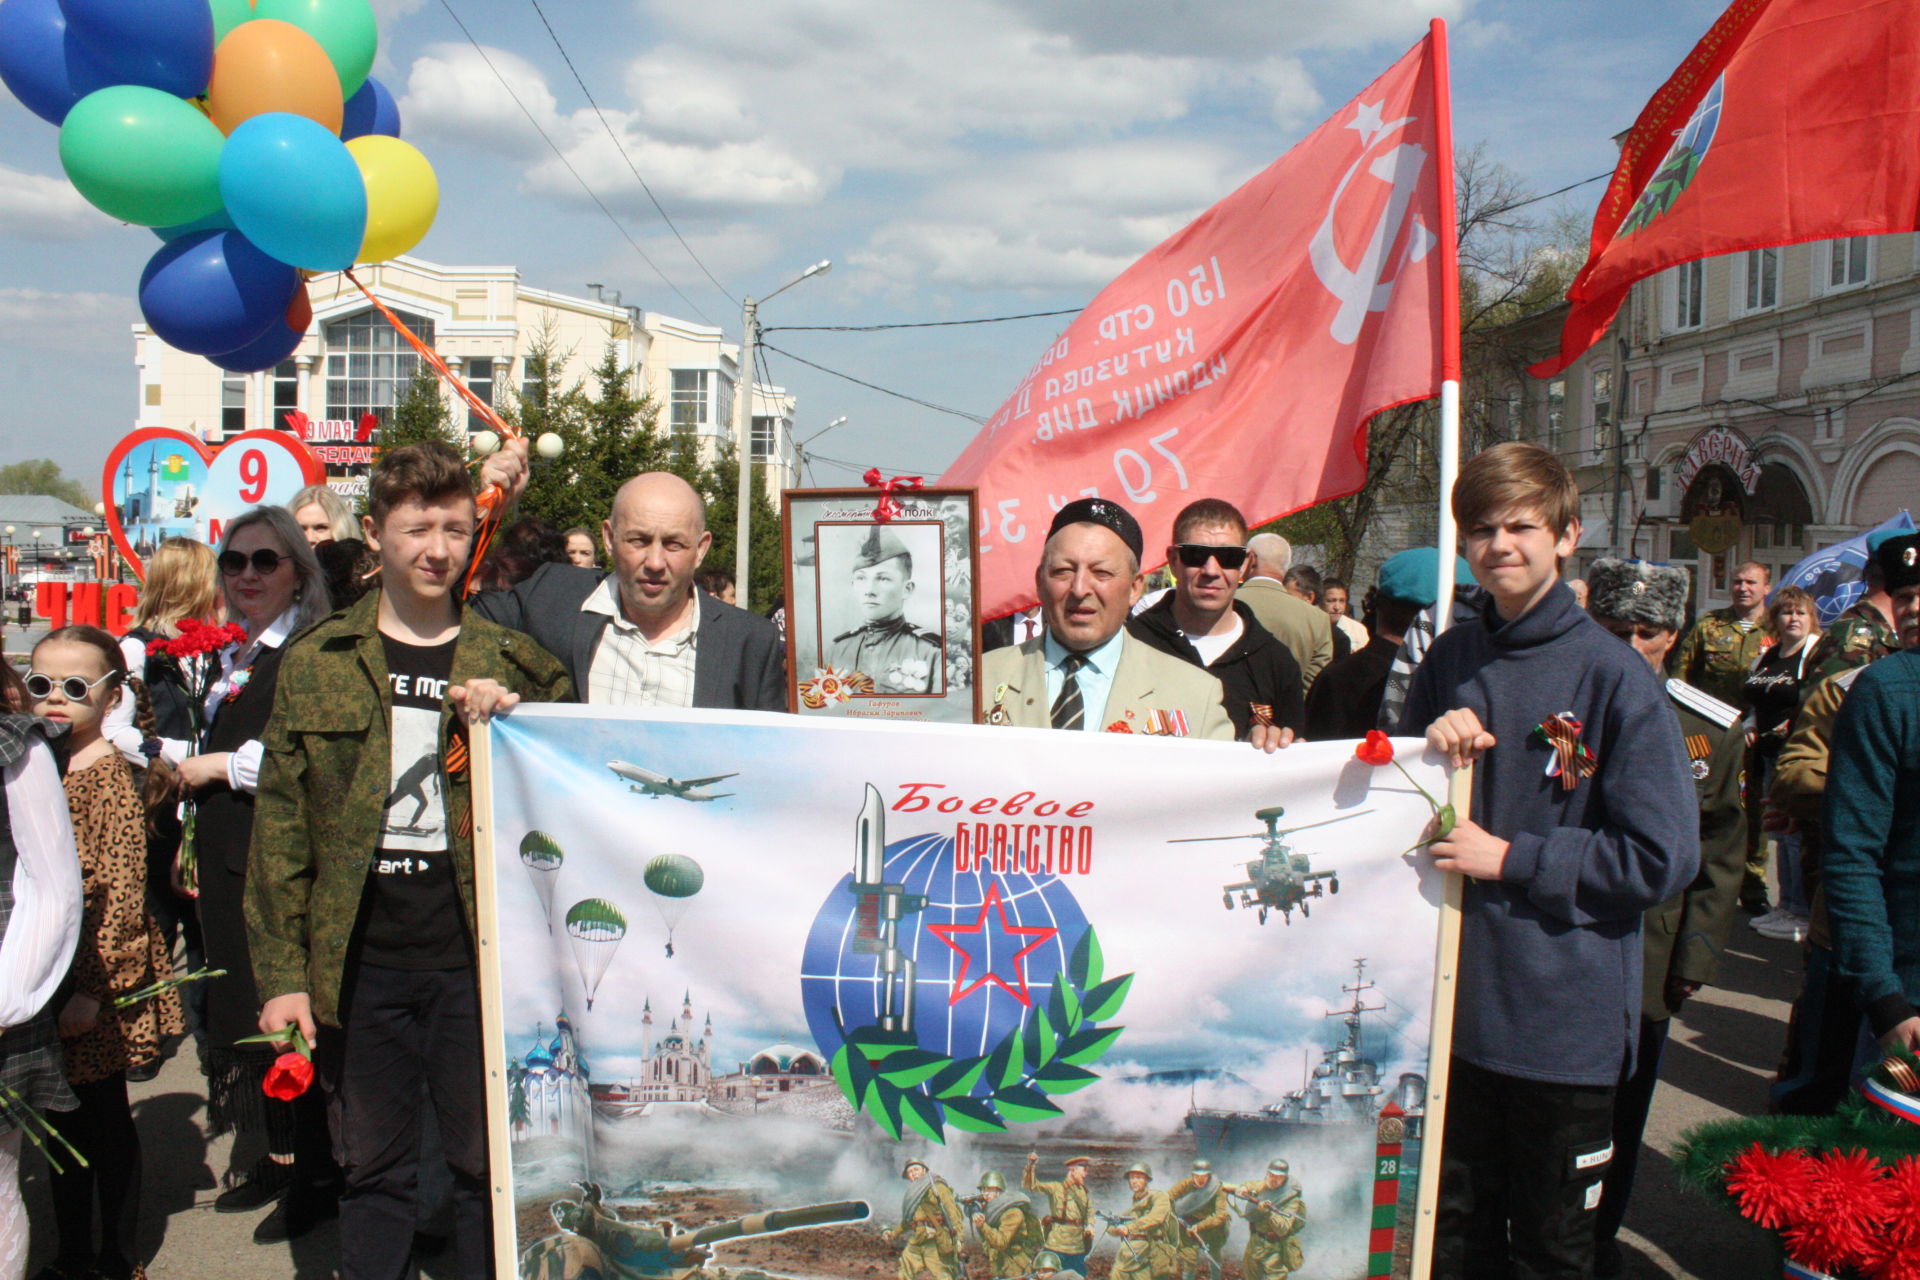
[38,625,176,829]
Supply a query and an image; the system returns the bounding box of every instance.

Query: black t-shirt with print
[358,634,468,970]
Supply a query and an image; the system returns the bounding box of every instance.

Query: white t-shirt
[1188,615,1244,666]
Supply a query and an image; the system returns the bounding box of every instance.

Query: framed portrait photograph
[781,487,981,723]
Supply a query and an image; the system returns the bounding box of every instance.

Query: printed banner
[940,30,1451,618]
[477,708,1456,1280]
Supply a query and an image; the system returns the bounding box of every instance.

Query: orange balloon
[206,18,344,136]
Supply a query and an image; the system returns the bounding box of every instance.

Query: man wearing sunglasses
[980,498,1234,740]
[1127,499,1305,740]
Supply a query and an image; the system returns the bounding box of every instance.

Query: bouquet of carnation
[145,618,249,893]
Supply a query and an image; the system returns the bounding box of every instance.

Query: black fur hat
[1586,558,1690,632]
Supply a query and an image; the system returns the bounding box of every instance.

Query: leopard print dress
[60,754,183,1085]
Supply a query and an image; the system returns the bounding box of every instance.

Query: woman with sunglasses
[174,506,338,1243]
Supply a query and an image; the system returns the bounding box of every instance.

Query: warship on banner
[1185,960,1426,1156]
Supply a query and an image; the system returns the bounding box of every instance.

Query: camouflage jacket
[1806,600,1898,686]
[1673,608,1772,708]
[245,590,572,1025]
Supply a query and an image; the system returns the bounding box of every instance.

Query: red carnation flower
[145,637,169,656]
[1355,730,1394,766]
[262,1050,314,1101]
[1724,1143,1819,1230]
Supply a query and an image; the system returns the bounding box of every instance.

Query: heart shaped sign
[101,427,326,579]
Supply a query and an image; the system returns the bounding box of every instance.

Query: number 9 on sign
[204,432,320,517]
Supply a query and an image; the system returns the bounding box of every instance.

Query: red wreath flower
[1783,1148,1893,1273]
[1723,1142,1820,1230]
[263,1050,315,1100]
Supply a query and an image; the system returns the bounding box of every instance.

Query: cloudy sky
[0,0,1727,490]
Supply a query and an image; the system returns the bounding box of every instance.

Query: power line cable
[523,0,738,309]
[806,451,936,478]
[436,0,714,325]
[1507,170,1612,214]
[758,342,989,424]
[762,308,1081,335]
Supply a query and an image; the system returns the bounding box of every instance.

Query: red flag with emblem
[1533,0,1920,378]
[941,24,1458,619]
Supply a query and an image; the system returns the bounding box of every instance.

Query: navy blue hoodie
[1400,582,1700,1085]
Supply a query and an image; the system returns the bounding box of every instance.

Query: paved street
[20,929,1799,1278]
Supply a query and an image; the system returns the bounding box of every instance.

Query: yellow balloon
[346,135,438,263]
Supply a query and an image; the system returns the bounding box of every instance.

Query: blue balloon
[152,206,238,243]
[58,0,214,101]
[220,113,368,272]
[213,315,306,374]
[341,76,401,141]
[138,229,301,358]
[0,0,111,125]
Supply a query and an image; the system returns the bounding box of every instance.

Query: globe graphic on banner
[800,832,1090,1070]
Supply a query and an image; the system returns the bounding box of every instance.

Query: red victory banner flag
[942,24,1459,618]
[1535,0,1920,377]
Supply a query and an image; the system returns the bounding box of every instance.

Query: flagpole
[1430,16,1463,637]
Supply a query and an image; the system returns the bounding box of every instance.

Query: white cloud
[0,288,137,352]
[1022,0,1470,59]
[399,42,565,157]
[0,165,104,242]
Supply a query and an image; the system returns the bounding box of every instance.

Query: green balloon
[209,0,254,43]
[252,0,378,97]
[59,86,225,228]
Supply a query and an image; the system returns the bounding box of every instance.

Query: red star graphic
[927,882,1059,1008]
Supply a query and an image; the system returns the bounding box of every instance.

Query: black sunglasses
[1172,543,1250,570]
[26,671,117,701]
[219,548,286,577]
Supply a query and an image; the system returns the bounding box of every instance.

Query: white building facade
[130,256,800,501]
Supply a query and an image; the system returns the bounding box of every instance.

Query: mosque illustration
[115,446,202,555]
[587,991,841,1120]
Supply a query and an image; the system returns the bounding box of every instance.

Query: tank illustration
[520,1182,871,1280]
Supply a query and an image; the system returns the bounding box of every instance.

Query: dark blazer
[472,562,786,712]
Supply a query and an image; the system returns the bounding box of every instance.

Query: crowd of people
[0,435,1912,1280]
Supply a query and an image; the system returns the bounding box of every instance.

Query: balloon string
[344,268,516,597]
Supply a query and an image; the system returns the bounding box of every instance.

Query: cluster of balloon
[0,0,438,374]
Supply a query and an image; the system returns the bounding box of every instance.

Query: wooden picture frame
[780,486,982,723]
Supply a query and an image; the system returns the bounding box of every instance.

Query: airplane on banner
[1171,807,1370,925]
[607,761,739,803]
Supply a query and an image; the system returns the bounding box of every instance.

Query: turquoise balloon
[252,0,377,97]
[58,85,224,227]
[209,0,254,44]
[220,112,367,270]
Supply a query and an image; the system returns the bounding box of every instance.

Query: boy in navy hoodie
[1399,443,1699,1278]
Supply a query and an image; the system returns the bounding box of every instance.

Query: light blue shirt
[1043,629,1128,732]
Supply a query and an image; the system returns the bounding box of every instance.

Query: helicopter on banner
[1170,807,1370,925]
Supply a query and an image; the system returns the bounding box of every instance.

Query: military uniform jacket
[1022,1169,1092,1254]
[827,615,943,694]
[982,634,1234,740]
[245,591,573,1025]
[1234,1181,1305,1241]
[1167,1175,1230,1239]
[1673,608,1772,709]
[1807,600,1898,686]
[1115,1190,1177,1246]
[1643,681,1748,1018]
[1771,665,1869,826]
[901,1176,964,1251]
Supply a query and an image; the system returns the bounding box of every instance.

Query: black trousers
[1595,1016,1670,1255]
[45,1074,141,1275]
[318,962,489,1280]
[1434,1056,1617,1280]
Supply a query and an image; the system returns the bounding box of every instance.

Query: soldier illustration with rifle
[1103,1162,1179,1280]
[883,1157,967,1280]
[1226,1159,1307,1280]
[1166,1159,1230,1279]
[968,1170,1043,1279]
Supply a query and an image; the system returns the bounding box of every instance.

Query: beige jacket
[1235,576,1334,687]
[981,633,1234,740]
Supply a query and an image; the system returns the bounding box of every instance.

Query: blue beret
[1377,547,1472,607]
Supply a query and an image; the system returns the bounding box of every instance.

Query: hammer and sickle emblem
[1309,108,1436,346]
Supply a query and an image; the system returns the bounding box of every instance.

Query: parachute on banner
[519,831,563,929]
[563,898,626,1009]
[642,853,704,958]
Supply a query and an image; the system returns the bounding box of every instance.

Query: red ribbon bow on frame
[863,468,924,523]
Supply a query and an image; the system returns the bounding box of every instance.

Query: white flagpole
[1434,380,1460,633]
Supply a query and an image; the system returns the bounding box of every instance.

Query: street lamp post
[733,259,831,603]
